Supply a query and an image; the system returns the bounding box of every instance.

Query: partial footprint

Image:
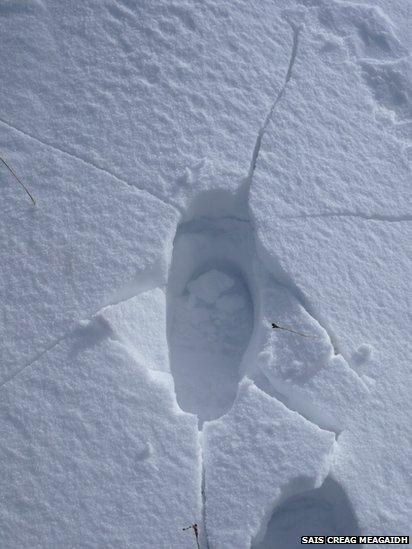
[253,477,361,548]
[167,218,255,426]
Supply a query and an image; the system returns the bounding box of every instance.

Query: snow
[167,221,257,425]
[0,0,411,547]
[248,3,411,539]
[98,288,170,372]
[253,477,362,549]
[0,123,179,386]
[0,329,201,548]
[187,270,235,305]
[0,0,293,209]
[203,379,335,549]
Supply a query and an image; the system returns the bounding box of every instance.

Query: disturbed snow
[0,0,411,547]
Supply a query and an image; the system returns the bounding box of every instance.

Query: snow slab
[97,288,170,373]
[0,0,294,209]
[250,1,412,540]
[0,324,201,549]
[0,124,179,385]
[255,285,370,434]
[203,379,335,549]
[0,0,411,546]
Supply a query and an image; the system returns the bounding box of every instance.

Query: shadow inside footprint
[167,218,255,427]
[253,477,361,548]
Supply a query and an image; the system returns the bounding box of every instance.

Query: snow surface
[203,379,335,548]
[0,328,201,548]
[99,288,170,373]
[0,0,411,547]
[253,477,362,549]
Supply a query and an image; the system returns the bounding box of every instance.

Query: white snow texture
[0,0,410,548]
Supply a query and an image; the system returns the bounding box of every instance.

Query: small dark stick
[1,155,36,205]
[183,523,200,549]
[271,322,315,338]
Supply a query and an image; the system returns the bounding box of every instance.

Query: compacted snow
[0,0,411,548]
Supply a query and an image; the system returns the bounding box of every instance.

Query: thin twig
[183,523,200,549]
[271,322,318,339]
[1,155,36,204]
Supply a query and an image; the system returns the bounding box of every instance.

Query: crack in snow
[0,330,73,390]
[0,117,182,214]
[280,211,412,223]
[246,24,300,188]
[200,437,211,549]
[2,250,169,393]
[97,259,167,312]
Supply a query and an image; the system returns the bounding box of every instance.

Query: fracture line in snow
[281,211,412,222]
[0,331,72,391]
[96,259,166,313]
[1,255,166,392]
[0,117,182,214]
[200,438,211,549]
[246,24,300,187]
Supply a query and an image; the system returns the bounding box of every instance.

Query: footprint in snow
[167,217,254,427]
[165,195,369,543]
[252,478,361,548]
